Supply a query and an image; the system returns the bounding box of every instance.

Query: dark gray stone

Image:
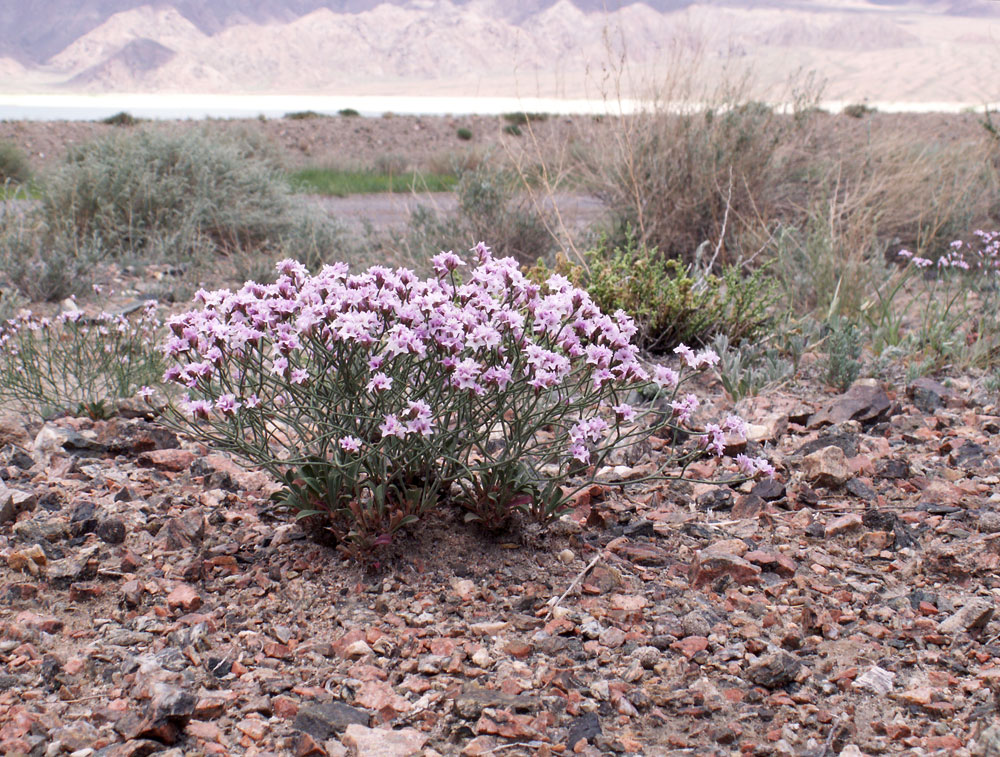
[566,712,602,748]
[293,702,370,739]
[950,441,991,470]
[846,478,877,501]
[808,381,891,428]
[796,431,859,458]
[748,653,803,688]
[751,478,785,501]
[876,458,910,480]
[96,517,127,544]
[697,488,734,512]
[0,674,22,691]
[909,377,958,413]
[70,501,99,537]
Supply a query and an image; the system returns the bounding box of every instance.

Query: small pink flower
[754,457,776,478]
[216,393,241,415]
[366,372,393,392]
[613,403,636,422]
[652,365,679,389]
[569,442,590,464]
[670,393,699,423]
[735,453,757,476]
[379,414,408,439]
[137,386,154,400]
[674,343,697,367]
[184,398,212,419]
[723,414,748,438]
[431,251,465,276]
[695,349,720,368]
[339,436,362,452]
[700,423,726,457]
[290,368,309,385]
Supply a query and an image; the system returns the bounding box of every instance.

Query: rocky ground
[0,114,583,174]
[3,367,1000,756]
[0,111,987,176]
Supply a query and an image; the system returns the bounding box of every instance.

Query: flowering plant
[161,244,770,555]
[866,231,1000,363]
[0,297,163,419]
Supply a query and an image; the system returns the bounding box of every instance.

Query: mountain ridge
[2,0,999,102]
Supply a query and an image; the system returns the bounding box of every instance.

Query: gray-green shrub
[0,142,30,185]
[402,165,554,267]
[39,129,339,265]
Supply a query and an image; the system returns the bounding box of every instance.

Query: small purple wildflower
[339,436,362,452]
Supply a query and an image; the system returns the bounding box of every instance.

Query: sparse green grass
[288,168,458,197]
[284,110,328,120]
[0,182,40,200]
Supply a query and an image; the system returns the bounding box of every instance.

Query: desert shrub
[0,300,163,419]
[503,112,548,126]
[456,127,473,141]
[402,165,555,267]
[373,154,409,175]
[529,234,776,352]
[338,108,360,117]
[503,124,522,137]
[102,111,138,126]
[0,206,104,301]
[822,317,863,391]
[842,103,876,119]
[711,333,798,401]
[577,95,798,264]
[38,129,337,266]
[284,110,327,120]
[0,142,30,185]
[161,245,771,558]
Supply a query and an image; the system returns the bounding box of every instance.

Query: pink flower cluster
[899,231,1000,273]
[163,243,649,456]
[162,243,771,497]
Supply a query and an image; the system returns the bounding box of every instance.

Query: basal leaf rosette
[161,243,770,553]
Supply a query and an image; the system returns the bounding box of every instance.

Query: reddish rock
[186,720,222,742]
[14,611,63,634]
[272,695,299,720]
[503,641,533,659]
[670,636,709,659]
[137,448,195,471]
[69,582,104,601]
[898,686,934,706]
[166,583,203,613]
[924,735,963,750]
[689,551,761,588]
[161,511,206,550]
[342,724,429,756]
[802,446,851,487]
[883,722,912,740]
[744,550,797,577]
[264,641,293,660]
[235,718,267,742]
[294,732,328,757]
[355,681,412,715]
[474,710,543,740]
[825,513,863,537]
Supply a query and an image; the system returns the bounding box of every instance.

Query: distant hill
[1,0,998,102]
